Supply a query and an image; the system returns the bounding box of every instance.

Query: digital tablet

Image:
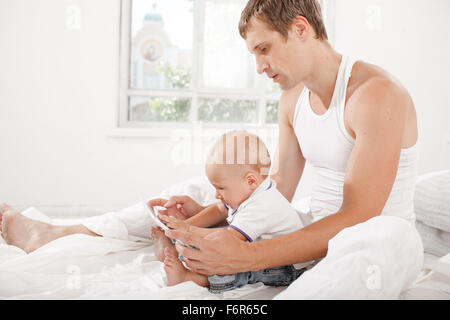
[142,201,169,231]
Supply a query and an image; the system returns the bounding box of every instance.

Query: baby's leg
[164,247,209,287]
[150,227,174,262]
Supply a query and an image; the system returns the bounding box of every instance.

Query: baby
[151,130,307,293]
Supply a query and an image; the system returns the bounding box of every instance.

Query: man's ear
[290,15,311,40]
[244,172,259,189]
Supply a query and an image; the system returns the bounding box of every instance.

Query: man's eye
[261,47,267,52]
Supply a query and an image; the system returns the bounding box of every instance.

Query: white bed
[0,171,449,300]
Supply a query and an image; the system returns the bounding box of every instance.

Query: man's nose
[215,192,222,199]
[256,57,269,75]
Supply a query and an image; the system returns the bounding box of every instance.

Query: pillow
[414,170,450,232]
[158,176,217,207]
[415,220,450,257]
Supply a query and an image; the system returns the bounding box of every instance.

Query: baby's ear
[245,172,259,189]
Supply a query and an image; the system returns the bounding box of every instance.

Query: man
[154,0,423,298]
[1,0,422,298]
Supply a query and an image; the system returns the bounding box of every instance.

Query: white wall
[332,0,450,173]
[0,0,204,216]
[0,0,449,217]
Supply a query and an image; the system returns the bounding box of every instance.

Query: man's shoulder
[346,61,412,131]
[348,61,409,104]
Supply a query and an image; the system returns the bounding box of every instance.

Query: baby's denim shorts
[208,264,306,294]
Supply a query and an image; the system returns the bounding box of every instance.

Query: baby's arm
[184,203,228,228]
[158,203,226,234]
[160,214,248,242]
[160,215,223,237]
[188,225,249,241]
[226,227,249,241]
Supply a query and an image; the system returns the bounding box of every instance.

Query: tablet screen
[142,201,169,231]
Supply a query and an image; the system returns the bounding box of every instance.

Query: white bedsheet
[0,177,449,300]
[400,253,450,300]
[0,177,282,300]
[0,209,275,300]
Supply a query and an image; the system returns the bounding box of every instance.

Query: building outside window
[118,0,288,131]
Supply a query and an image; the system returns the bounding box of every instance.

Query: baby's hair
[207,130,271,177]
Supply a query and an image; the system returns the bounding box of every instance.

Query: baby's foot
[163,247,189,286]
[150,226,174,262]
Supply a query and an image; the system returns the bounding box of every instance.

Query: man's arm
[270,83,306,202]
[166,77,410,274]
[250,77,409,268]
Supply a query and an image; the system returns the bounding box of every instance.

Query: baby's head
[205,130,271,210]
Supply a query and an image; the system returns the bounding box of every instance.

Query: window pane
[129,96,191,122]
[266,100,279,124]
[130,0,193,90]
[202,0,255,89]
[198,98,257,123]
[266,78,282,95]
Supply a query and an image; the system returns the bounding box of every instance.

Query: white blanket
[0,178,280,300]
[0,177,447,299]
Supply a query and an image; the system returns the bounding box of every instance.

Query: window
[118,0,282,133]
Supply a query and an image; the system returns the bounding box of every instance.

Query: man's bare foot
[150,226,174,262]
[1,203,60,253]
[163,247,190,286]
[0,203,7,237]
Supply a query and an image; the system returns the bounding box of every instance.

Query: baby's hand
[159,214,190,232]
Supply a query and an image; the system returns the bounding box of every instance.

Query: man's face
[244,17,302,90]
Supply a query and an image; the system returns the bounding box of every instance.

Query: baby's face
[205,164,254,211]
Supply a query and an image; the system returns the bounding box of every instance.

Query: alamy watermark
[66,264,81,290]
[365,264,382,290]
[66,5,81,30]
[169,123,279,175]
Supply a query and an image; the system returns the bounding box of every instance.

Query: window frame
[117,0,281,135]
[115,0,332,137]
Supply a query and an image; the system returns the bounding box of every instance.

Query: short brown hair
[239,0,328,41]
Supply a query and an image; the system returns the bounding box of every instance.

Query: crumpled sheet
[399,253,450,300]
[274,215,425,299]
[0,177,447,299]
[0,177,279,300]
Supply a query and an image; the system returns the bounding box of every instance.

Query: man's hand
[148,195,204,221]
[165,227,254,276]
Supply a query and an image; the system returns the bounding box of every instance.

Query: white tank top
[293,55,418,224]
